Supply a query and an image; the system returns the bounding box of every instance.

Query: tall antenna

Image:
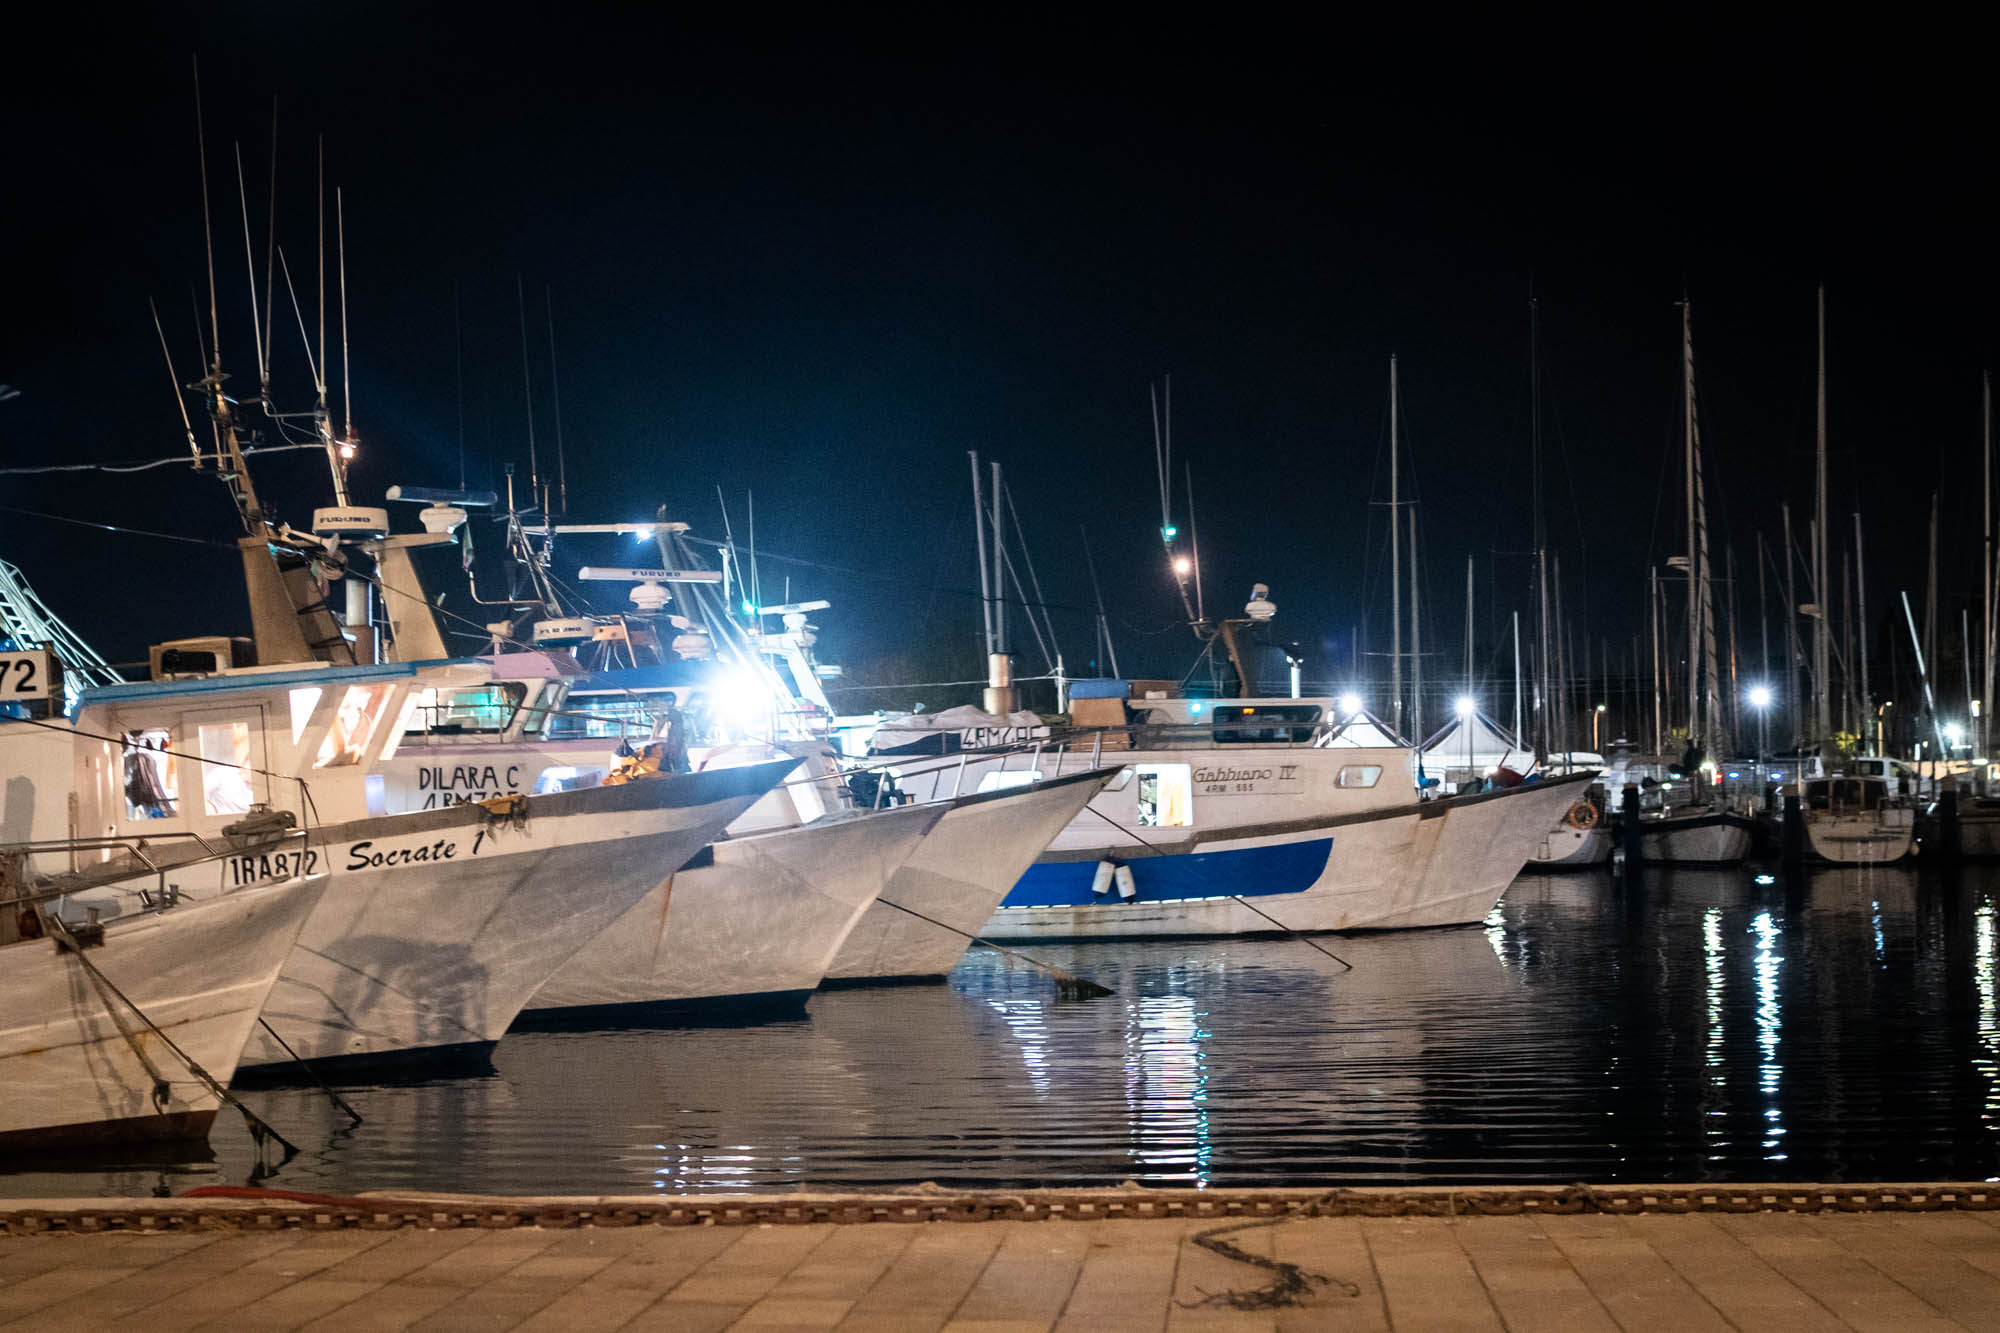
[233,143,266,394]
[262,102,277,384]
[337,186,352,440]
[515,276,539,493]
[316,137,326,401]
[546,285,568,515]
[454,281,467,490]
[149,297,199,463]
[192,58,221,376]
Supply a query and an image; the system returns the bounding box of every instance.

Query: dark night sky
[2,9,1991,729]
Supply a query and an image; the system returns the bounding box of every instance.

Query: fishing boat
[1,849,324,1148]
[856,694,1594,938]
[523,799,944,1019]
[25,655,794,1073]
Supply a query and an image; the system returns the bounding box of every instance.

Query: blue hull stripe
[1002,838,1333,908]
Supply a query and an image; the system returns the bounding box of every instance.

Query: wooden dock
[7,1187,2000,1329]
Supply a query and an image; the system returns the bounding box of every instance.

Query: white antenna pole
[275,247,321,386]
[515,276,538,492]
[991,460,1006,656]
[315,140,326,399]
[546,285,568,515]
[233,144,266,394]
[337,186,352,441]
[262,102,277,382]
[193,58,221,375]
[970,452,993,655]
[150,297,200,462]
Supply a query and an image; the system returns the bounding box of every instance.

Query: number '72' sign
[0,650,57,700]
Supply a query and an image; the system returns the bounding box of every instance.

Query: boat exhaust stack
[984,652,1015,716]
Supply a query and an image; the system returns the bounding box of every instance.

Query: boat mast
[1531,297,1551,767]
[1410,506,1423,743]
[1390,355,1402,738]
[1985,371,1995,779]
[1651,566,1664,753]
[1511,610,1523,742]
[1815,286,1832,747]
[1682,299,1700,754]
[1783,501,1801,748]
[1855,513,1869,748]
[1976,368,1992,780]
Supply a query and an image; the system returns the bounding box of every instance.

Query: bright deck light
[1454,696,1475,717]
[1748,684,1773,709]
[1337,693,1362,717]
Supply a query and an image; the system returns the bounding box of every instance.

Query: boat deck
[7,1186,2000,1329]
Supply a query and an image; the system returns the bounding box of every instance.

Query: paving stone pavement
[8,1210,2000,1330]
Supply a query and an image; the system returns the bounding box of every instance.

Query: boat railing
[0,827,271,912]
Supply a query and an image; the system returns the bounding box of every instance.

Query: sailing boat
[1632,300,1756,865]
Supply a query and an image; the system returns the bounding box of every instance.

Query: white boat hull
[825,770,1117,981]
[0,876,323,1148]
[525,801,942,1017]
[1530,822,1613,867]
[229,762,791,1070]
[980,774,1590,940]
[1635,815,1755,865]
[1806,810,1915,864]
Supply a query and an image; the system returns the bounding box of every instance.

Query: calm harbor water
[10,863,2000,1197]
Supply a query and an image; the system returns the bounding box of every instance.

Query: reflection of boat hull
[1805,810,1914,865]
[0,876,323,1148]
[1633,812,1756,865]
[1529,822,1612,868]
[982,774,1590,938]
[234,762,790,1072]
[523,802,941,1020]
[825,770,1115,981]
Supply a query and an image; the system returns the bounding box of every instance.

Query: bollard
[1621,784,1644,867]
[1782,792,1805,864]
[1939,789,1964,862]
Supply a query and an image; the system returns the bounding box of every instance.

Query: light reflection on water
[9,864,2000,1197]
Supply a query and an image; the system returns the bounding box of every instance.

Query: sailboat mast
[1390,355,1402,738]
[1815,286,1832,746]
[1651,566,1664,753]
[1531,297,1551,765]
[1683,300,1700,752]
[1985,371,1995,778]
[1783,501,1801,748]
[1855,513,1869,743]
[1410,506,1423,743]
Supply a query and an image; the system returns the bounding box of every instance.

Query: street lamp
[1591,702,1606,752]
[1747,684,1773,801]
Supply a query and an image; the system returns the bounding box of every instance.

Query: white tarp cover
[872,705,1051,754]
[1421,710,1531,771]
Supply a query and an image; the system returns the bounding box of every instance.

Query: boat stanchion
[1939,789,1964,862]
[1620,785,1643,869]
[1782,791,1806,865]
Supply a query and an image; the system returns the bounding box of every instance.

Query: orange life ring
[1564,801,1599,831]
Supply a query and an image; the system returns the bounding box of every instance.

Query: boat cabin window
[975,769,1043,793]
[1806,778,1884,812]
[531,764,606,794]
[1134,763,1194,827]
[196,720,257,815]
[122,728,179,819]
[404,682,530,738]
[316,683,397,767]
[1337,765,1383,789]
[1210,705,1322,744]
[288,687,322,743]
